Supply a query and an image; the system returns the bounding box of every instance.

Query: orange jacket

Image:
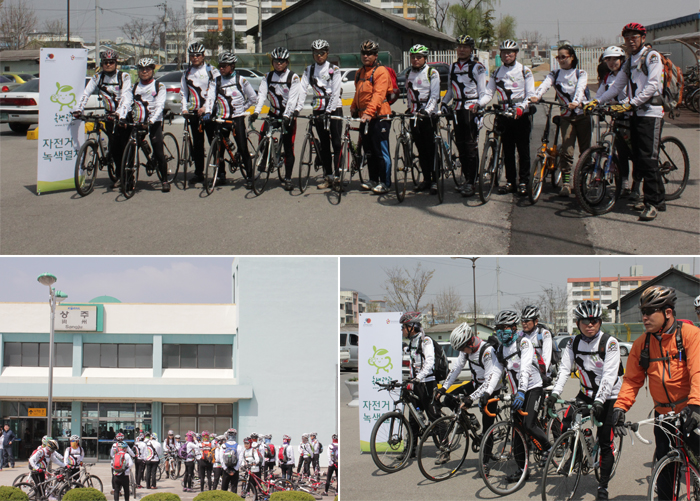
[615,321,700,414]
[350,64,392,118]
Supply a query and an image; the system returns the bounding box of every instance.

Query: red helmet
[622,23,646,36]
[115,433,125,441]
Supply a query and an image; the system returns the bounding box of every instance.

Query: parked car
[340,331,358,370]
[158,63,181,73]
[0,75,21,93]
[397,62,450,98]
[340,348,350,366]
[155,71,184,117]
[339,67,358,101]
[2,72,35,84]
[402,339,470,381]
[236,68,264,92]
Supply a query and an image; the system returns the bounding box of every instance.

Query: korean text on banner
[358,312,402,452]
[36,48,88,194]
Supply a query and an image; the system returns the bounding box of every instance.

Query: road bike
[541,400,624,501]
[204,114,259,195]
[392,113,420,202]
[120,122,180,198]
[73,113,118,196]
[239,468,294,500]
[15,469,82,500]
[477,105,518,203]
[179,112,198,190]
[251,116,287,196]
[332,115,370,202]
[528,101,563,204]
[297,114,329,193]
[429,109,462,203]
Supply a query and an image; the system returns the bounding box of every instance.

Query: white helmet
[137,58,156,69]
[499,39,519,51]
[311,39,329,51]
[450,322,473,351]
[602,46,625,59]
[694,295,700,308]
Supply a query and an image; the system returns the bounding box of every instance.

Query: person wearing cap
[297,433,313,479]
[322,434,338,497]
[163,430,177,479]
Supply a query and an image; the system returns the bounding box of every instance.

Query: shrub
[141,493,182,501]
[192,492,243,501]
[0,486,29,501]
[62,487,107,501]
[269,492,316,501]
[334,496,338,501]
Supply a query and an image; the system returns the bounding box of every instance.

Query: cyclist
[321,434,337,497]
[519,305,556,385]
[309,431,321,480]
[182,432,198,493]
[587,23,666,221]
[117,57,170,192]
[206,51,257,188]
[485,309,551,480]
[211,435,225,489]
[531,44,590,197]
[478,40,536,196]
[198,430,214,491]
[250,47,302,191]
[162,430,178,479]
[112,441,133,501]
[110,432,135,459]
[278,434,295,481]
[29,437,65,496]
[351,39,392,194]
[297,433,313,479]
[64,435,84,479]
[612,286,700,500]
[72,49,132,188]
[546,300,621,501]
[144,432,161,489]
[180,42,219,187]
[262,433,276,480]
[220,429,241,493]
[695,295,700,322]
[297,39,343,189]
[242,437,263,494]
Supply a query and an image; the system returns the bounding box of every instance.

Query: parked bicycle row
[369,287,700,500]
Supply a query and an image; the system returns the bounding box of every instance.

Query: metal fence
[549,48,605,83]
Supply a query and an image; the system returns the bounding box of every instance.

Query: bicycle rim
[594,432,623,483]
[394,140,408,203]
[75,140,99,196]
[252,138,271,196]
[528,156,545,205]
[574,146,620,215]
[409,142,422,187]
[541,430,583,501]
[479,421,529,495]
[85,475,103,492]
[546,406,566,445]
[14,482,37,500]
[369,412,413,473]
[648,453,700,501]
[417,415,469,481]
[121,142,137,199]
[298,135,313,193]
[478,140,497,203]
[205,138,220,195]
[450,134,466,187]
[181,137,191,190]
[658,136,689,200]
[13,473,29,486]
[162,132,180,183]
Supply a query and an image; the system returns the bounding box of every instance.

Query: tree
[521,30,545,48]
[382,263,435,312]
[433,0,450,33]
[366,302,380,313]
[479,8,496,50]
[538,286,568,332]
[121,18,162,58]
[220,27,245,52]
[0,0,38,50]
[495,14,517,42]
[448,0,498,46]
[511,297,541,316]
[580,36,610,49]
[407,0,433,29]
[166,6,197,65]
[201,31,221,53]
[435,286,463,324]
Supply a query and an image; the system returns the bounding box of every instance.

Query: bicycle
[251,116,287,196]
[179,112,198,190]
[528,100,564,204]
[369,379,444,473]
[15,469,82,501]
[239,468,294,500]
[73,113,118,196]
[332,115,370,201]
[68,463,103,492]
[204,114,259,195]
[429,109,461,203]
[392,113,419,202]
[120,122,180,199]
[476,105,518,204]
[293,473,336,497]
[159,451,183,479]
[540,400,624,501]
[297,114,330,193]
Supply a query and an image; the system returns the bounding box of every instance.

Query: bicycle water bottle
[142,141,152,156]
[100,134,109,152]
[583,428,593,453]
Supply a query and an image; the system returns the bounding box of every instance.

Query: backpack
[201,441,213,463]
[98,70,126,92]
[553,69,591,101]
[178,442,188,460]
[413,336,449,381]
[223,445,238,468]
[264,443,275,460]
[112,450,127,473]
[278,444,290,463]
[623,47,684,112]
[495,337,546,376]
[216,72,243,96]
[639,321,687,371]
[317,441,323,454]
[571,332,625,382]
[355,64,400,105]
[132,80,162,99]
[469,335,500,377]
[534,325,561,371]
[266,70,294,89]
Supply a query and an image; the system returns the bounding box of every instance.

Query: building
[368,300,387,312]
[340,290,365,326]
[0,50,40,75]
[648,12,700,70]
[0,257,338,463]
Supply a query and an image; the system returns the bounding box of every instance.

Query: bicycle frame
[548,402,602,476]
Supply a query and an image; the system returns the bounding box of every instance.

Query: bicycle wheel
[204,137,221,195]
[541,430,584,501]
[121,141,138,199]
[274,479,294,492]
[14,482,37,500]
[546,406,567,445]
[252,136,271,196]
[369,411,413,473]
[478,139,498,203]
[394,139,408,202]
[240,479,258,500]
[449,134,466,188]
[83,474,103,492]
[573,145,621,215]
[161,132,180,183]
[435,142,445,203]
[156,463,163,481]
[13,472,30,486]
[551,163,562,188]
[417,415,469,482]
[74,139,99,196]
[336,146,349,194]
[648,451,700,500]
[594,432,623,483]
[479,420,529,496]
[528,156,545,205]
[298,134,313,193]
[356,149,369,187]
[658,136,689,200]
[181,136,192,190]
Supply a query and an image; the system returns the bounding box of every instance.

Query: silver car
[340,331,358,370]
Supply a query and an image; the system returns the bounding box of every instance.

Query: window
[572,282,589,287]
[4,342,72,367]
[83,344,152,368]
[340,333,347,346]
[349,334,359,346]
[162,344,232,369]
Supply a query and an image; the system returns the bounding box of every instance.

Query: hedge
[0,486,29,501]
[62,487,107,501]
[269,492,316,501]
[140,493,183,501]
[192,492,243,501]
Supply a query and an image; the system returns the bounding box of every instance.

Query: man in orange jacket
[612,286,700,499]
[350,39,392,194]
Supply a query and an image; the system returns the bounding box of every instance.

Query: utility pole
[66,0,70,48]
[257,0,262,53]
[617,274,621,324]
[496,258,501,312]
[95,0,100,65]
[232,0,236,53]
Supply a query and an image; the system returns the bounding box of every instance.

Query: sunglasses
[361,51,376,56]
[641,307,662,317]
[579,318,600,326]
[556,55,571,60]
[103,60,116,65]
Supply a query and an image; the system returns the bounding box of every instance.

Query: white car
[0,77,103,134]
[339,68,358,102]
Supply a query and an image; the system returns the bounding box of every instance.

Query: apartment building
[340,290,366,326]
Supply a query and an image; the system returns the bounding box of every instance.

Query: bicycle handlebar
[547,399,603,427]
[484,397,527,417]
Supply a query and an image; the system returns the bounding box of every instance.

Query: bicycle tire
[479,420,529,496]
[450,133,466,188]
[105,137,118,183]
[545,406,566,445]
[181,135,192,190]
[204,137,221,195]
[435,141,445,204]
[13,472,30,486]
[83,474,103,492]
[121,140,138,199]
[541,430,583,501]
[528,156,545,205]
[593,430,623,483]
[74,139,99,196]
[648,451,700,500]
[298,134,313,193]
[408,142,422,188]
[14,482,37,500]
[274,479,294,492]
[478,139,498,203]
[394,139,408,203]
[658,136,689,200]
[417,414,469,482]
[551,163,562,188]
[162,131,180,184]
[252,136,271,196]
[240,478,258,500]
[369,411,414,473]
[357,150,369,187]
[573,145,621,215]
[336,146,349,195]
[156,463,163,481]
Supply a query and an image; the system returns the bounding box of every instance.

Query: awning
[651,31,700,66]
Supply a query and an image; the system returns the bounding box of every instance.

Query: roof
[245,0,454,43]
[568,276,655,283]
[647,13,700,31]
[0,50,41,62]
[607,267,700,310]
[652,31,700,44]
[89,295,122,303]
[424,322,493,333]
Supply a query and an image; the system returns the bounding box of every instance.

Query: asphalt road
[339,366,662,501]
[1,95,698,255]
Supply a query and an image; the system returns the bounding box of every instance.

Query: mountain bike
[251,116,286,196]
[204,114,259,195]
[292,473,336,497]
[69,463,103,492]
[73,113,118,196]
[528,100,563,204]
[541,400,624,501]
[15,469,82,500]
[477,105,517,203]
[331,115,370,202]
[159,451,183,479]
[297,114,329,193]
[392,113,419,203]
[239,468,294,500]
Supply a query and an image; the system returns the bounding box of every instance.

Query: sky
[340,256,700,313]
[0,257,235,304]
[24,0,698,46]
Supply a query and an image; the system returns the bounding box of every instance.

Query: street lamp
[37,274,68,437]
[233,0,262,53]
[451,258,479,334]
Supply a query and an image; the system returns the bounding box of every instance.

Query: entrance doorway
[14,418,47,460]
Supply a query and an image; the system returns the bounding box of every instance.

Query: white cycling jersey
[243,447,262,472]
[110,442,136,459]
[185,442,198,462]
[405,333,435,383]
[76,71,132,114]
[63,446,84,467]
[29,448,65,471]
[254,69,303,118]
[327,442,338,466]
[595,71,629,103]
[534,67,589,116]
[180,63,219,114]
[442,57,487,110]
[298,61,342,112]
[117,80,166,124]
[406,64,441,114]
[277,443,295,466]
[521,325,553,373]
[298,442,313,458]
[486,336,542,395]
[207,72,257,119]
[442,342,503,400]
[479,61,535,111]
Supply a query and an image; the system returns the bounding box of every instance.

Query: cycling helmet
[70,435,80,442]
[399,311,422,326]
[250,432,258,440]
[117,441,128,450]
[622,22,646,36]
[283,434,291,442]
[41,435,50,447]
[151,432,157,440]
[456,35,475,47]
[602,46,625,59]
[226,428,237,439]
[175,435,181,440]
[101,49,118,62]
[218,52,238,65]
[573,300,602,320]
[201,430,210,437]
[137,58,156,69]
[301,433,309,440]
[409,44,429,57]
[311,39,330,51]
[188,42,206,54]
[270,47,290,60]
[521,305,540,320]
[332,434,338,441]
[216,435,226,442]
[450,322,473,351]
[360,39,379,54]
[264,434,272,439]
[243,437,251,446]
[136,433,144,442]
[167,430,174,435]
[639,286,677,310]
[115,433,125,441]
[694,295,700,308]
[309,432,317,438]
[46,438,59,452]
[494,309,521,327]
[499,39,519,51]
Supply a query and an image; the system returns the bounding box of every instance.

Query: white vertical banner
[358,311,402,452]
[36,48,88,194]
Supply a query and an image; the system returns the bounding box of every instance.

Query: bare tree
[366,302,380,313]
[121,18,163,58]
[538,286,567,332]
[382,263,435,312]
[435,286,463,324]
[511,297,541,316]
[521,30,545,48]
[580,36,610,49]
[0,0,38,50]
[166,6,196,66]
[433,0,450,33]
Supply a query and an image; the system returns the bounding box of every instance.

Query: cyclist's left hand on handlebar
[583,100,599,113]
[546,392,559,411]
[202,113,211,122]
[610,103,633,113]
[530,96,539,104]
[514,107,524,119]
[479,393,491,409]
[681,405,700,438]
[511,391,525,411]
[592,400,605,421]
[612,408,627,437]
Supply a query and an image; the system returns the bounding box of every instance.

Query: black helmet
[188,42,205,55]
[494,309,520,327]
[360,40,379,54]
[639,286,677,310]
[456,35,475,47]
